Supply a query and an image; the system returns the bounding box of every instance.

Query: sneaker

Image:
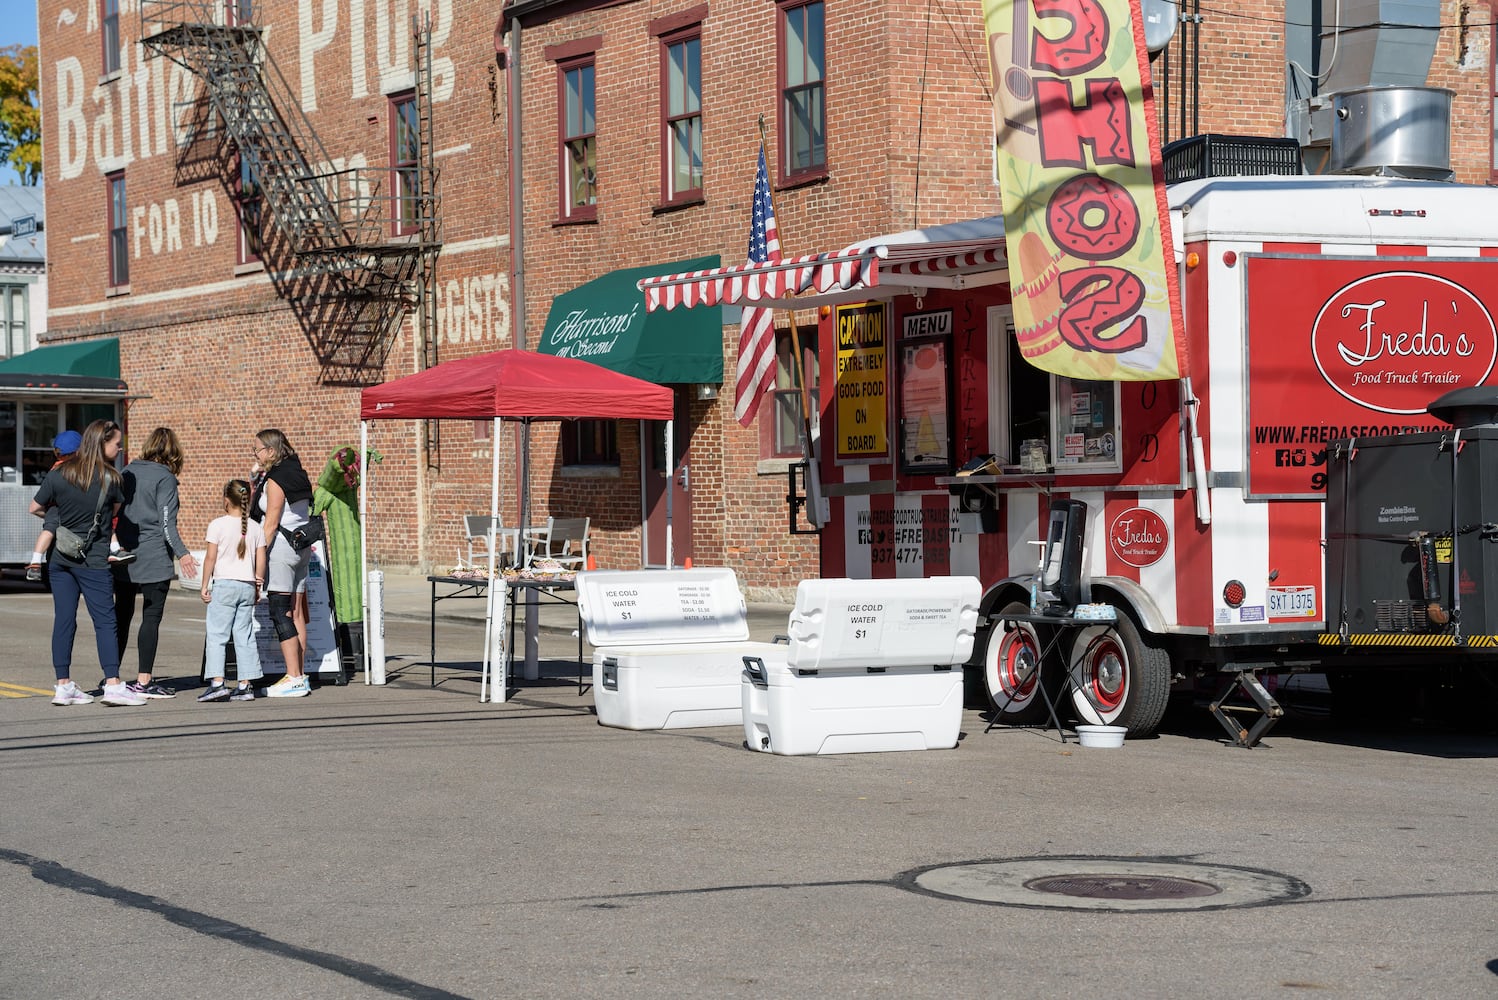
[52,681,94,706]
[197,683,231,703]
[25,563,42,582]
[99,682,147,707]
[109,549,137,565]
[265,675,310,698]
[229,684,256,702]
[127,681,176,699]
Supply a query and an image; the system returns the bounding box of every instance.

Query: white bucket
[1075,724,1126,748]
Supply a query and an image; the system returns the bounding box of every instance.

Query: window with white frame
[660,29,702,204]
[1,284,27,358]
[391,92,420,235]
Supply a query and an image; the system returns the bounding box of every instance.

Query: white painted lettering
[298,0,338,112]
[132,204,147,258]
[91,84,117,166]
[55,57,86,180]
[164,198,183,252]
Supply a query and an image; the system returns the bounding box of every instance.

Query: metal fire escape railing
[138,0,442,388]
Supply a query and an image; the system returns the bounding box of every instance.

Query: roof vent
[1328,85,1453,181]
[1427,387,1498,428]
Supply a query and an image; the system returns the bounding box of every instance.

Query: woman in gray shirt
[114,427,199,698]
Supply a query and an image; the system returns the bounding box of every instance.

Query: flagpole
[758,116,827,530]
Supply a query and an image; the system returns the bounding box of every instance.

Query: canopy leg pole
[483,416,506,703]
[665,417,674,569]
[360,421,370,684]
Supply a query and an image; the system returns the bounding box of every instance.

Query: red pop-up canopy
[356,349,676,703]
[359,347,674,421]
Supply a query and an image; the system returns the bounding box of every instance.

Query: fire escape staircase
[139,0,442,385]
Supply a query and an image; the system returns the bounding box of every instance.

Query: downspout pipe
[497,12,526,352]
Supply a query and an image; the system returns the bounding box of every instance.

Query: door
[642,390,693,567]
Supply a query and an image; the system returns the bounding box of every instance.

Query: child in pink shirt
[198,480,268,702]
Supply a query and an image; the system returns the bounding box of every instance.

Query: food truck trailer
[643,144,1498,745]
[0,343,129,575]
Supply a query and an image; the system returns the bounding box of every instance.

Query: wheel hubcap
[1089,641,1126,709]
[1001,634,1039,697]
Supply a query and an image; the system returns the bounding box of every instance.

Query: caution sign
[835,301,889,463]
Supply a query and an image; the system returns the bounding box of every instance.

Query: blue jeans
[49,561,120,682]
[204,581,263,682]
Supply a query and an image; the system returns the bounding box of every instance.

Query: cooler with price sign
[575,567,783,730]
[740,576,980,755]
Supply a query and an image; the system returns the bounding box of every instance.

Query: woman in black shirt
[30,419,145,707]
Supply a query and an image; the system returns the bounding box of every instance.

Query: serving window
[987,306,1122,474]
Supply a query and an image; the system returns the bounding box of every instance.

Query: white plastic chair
[462,515,520,572]
[532,516,590,569]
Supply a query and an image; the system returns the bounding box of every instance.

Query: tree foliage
[0,44,40,185]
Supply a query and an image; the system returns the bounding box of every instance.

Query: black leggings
[115,578,172,677]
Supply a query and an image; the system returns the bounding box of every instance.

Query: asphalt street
[1,575,1496,999]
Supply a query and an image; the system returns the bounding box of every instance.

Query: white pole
[360,420,371,683]
[481,415,507,703]
[367,569,386,684]
[665,417,674,569]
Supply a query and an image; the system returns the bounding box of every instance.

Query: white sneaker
[265,675,310,698]
[99,682,147,707]
[52,681,94,706]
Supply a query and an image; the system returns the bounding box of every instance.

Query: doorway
[642,390,693,567]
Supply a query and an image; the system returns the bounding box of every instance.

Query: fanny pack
[278,516,325,553]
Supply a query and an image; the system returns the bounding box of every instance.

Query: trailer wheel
[983,601,1062,724]
[1067,611,1170,736]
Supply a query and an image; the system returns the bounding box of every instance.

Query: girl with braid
[198,480,267,702]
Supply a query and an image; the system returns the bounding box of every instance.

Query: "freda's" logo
[1311,272,1496,414]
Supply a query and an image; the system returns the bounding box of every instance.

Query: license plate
[1267,586,1316,618]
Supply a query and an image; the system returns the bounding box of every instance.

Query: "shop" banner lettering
[983,0,1187,381]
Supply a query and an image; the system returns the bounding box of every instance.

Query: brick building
[33,0,1498,596]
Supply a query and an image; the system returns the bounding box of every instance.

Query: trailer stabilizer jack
[1209,671,1284,748]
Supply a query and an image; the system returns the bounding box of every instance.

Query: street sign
[10,215,35,237]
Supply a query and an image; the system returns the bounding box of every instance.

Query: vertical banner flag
[983,0,1187,381]
[736,144,782,425]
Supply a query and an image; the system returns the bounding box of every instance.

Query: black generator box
[1325,426,1498,637]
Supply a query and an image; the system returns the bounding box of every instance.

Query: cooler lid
[786,576,981,670]
[575,568,750,645]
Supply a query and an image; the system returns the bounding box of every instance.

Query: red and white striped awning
[639,217,1010,313]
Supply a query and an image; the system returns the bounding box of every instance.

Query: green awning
[0,338,120,378]
[538,257,722,384]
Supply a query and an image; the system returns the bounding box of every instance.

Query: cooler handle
[742,655,768,687]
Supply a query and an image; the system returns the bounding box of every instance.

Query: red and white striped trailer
[642,173,1498,742]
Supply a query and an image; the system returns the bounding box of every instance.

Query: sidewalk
[375,572,795,644]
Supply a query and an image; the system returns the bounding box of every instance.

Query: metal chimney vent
[1328,85,1453,180]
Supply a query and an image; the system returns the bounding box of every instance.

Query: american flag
[735,144,781,426]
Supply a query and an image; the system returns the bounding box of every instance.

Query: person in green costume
[312,446,382,627]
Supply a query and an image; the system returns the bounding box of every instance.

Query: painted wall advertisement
[1246,256,1498,497]
[835,302,890,463]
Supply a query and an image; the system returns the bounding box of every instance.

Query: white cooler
[741,576,980,755]
[576,568,783,730]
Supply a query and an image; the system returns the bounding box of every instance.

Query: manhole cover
[1024,874,1220,900]
[902,856,1310,912]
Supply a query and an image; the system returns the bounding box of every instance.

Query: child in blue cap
[26,430,134,581]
